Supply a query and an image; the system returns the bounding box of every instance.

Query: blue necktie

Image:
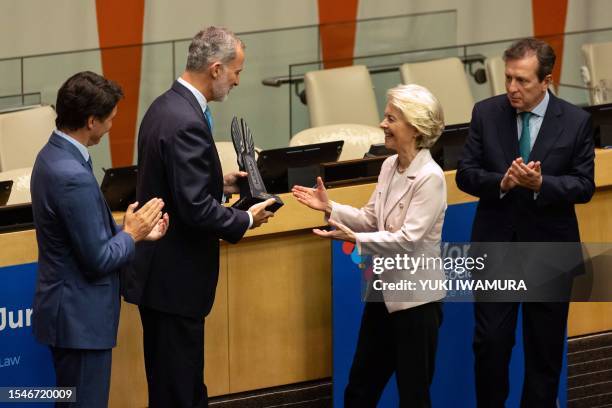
[204,106,214,132]
[86,157,93,172]
[519,111,532,163]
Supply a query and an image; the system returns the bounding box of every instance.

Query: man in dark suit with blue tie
[122,27,275,407]
[30,71,169,407]
[456,38,595,407]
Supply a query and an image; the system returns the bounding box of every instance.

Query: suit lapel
[49,133,90,171]
[529,93,563,163]
[375,155,394,229]
[376,155,395,217]
[102,198,118,234]
[172,81,211,133]
[382,149,429,225]
[50,133,116,235]
[497,100,520,165]
[383,175,412,226]
[171,81,223,194]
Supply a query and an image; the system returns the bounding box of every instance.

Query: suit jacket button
[399,203,404,209]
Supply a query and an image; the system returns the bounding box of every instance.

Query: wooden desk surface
[0,149,611,405]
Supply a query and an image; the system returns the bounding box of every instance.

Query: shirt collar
[54,129,90,162]
[518,90,549,118]
[177,77,208,115]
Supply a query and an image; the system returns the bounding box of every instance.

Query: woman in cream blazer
[293,84,447,408]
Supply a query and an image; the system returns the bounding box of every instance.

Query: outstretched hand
[292,177,331,215]
[312,219,355,243]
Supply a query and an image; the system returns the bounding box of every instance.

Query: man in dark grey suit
[123,27,274,407]
[31,71,168,407]
[456,39,595,407]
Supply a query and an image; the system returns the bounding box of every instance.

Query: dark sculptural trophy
[230,117,283,212]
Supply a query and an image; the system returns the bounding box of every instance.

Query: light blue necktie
[204,106,214,132]
[519,111,532,163]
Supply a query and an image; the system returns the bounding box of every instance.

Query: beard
[211,77,232,102]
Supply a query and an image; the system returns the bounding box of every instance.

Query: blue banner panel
[0,263,55,408]
[333,202,567,407]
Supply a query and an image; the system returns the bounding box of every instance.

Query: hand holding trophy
[230,117,283,212]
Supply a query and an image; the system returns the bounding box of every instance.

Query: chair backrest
[0,105,56,172]
[582,42,612,104]
[289,124,385,161]
[215,141,260,174]
[304,65,380,128]
[215,141,240,174]
[485,56,507,96]
[400,57,474,125]
[0,167,32,205]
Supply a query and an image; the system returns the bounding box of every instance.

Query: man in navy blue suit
[456,38,595,407]
[30,71,169,407]
[122,27,275,407]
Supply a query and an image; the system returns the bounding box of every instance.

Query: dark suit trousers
[139,306,207,408]
[474,302,569,408]
[344,301,442,408]
[50,347,112,408]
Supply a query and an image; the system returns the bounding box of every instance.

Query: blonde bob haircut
[386,84,445,149]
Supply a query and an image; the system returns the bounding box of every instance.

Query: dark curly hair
[55,71,123,131]
[503,38,556,81]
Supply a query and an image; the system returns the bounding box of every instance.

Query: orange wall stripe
[317,0,359,69]
[95,0,145,166]
[532,0,568,85]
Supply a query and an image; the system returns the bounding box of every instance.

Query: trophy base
[232,192,284,213]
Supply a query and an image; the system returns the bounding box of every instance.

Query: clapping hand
[501,158,542,192]
[145,212,170,241]
[123,198,165,242]
[510,158,542,191]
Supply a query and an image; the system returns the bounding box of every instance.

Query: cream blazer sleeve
[328,194,377,233]
[355,169,446,255]
[326,158,396,233]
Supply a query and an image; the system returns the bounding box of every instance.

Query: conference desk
[0,149,611,407]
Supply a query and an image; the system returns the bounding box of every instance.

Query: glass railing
[284,26,612,137]
[200,10,457,149]
[289,47,462,136]
[462,27,612,105]
[0,93,41,111]
[0,9,457,164]
[2,15,611,174]
[286,11,458,138]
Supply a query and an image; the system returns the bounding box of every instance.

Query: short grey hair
[186,26,245,72]
[387,84,445,149]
